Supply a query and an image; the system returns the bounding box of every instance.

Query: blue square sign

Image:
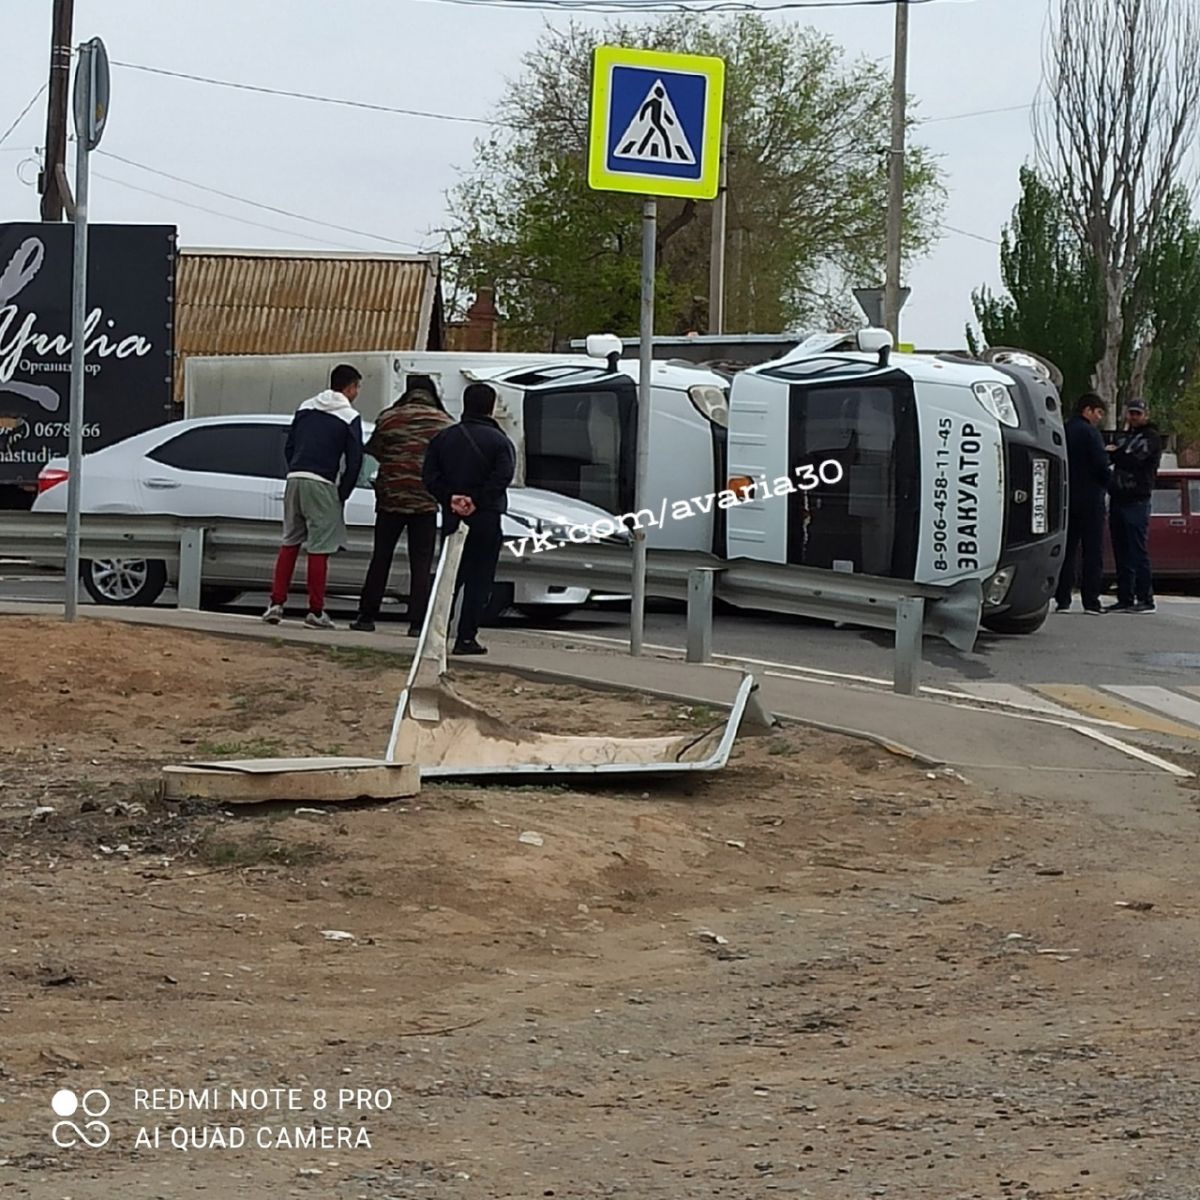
[589,46,726,200]
[606,66,708,182]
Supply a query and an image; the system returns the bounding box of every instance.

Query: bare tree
[1035,0,1200,415]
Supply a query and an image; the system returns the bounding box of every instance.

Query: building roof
[173,248,442,403]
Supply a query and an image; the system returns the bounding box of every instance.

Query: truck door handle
[1169,518,1187,526]
[143,478,181,490]
[273,492,285,501]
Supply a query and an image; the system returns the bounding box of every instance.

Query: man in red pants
[263,364,364,629]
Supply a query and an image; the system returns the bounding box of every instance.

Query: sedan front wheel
[81,558,168,606]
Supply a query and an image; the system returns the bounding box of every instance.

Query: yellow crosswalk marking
[1033,685,1200,741]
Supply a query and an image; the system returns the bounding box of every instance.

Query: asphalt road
[3,563,1198,696]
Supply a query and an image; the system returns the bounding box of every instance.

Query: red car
[1102,469,1200,579]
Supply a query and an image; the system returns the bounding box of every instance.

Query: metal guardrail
[1,512,982,695]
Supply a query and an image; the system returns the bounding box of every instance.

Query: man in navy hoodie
[1054,393,1111,614]
[263,364,364,629]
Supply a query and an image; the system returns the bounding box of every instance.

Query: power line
[95,149,428,250]
[108,60,499,127]
[111,56,1042,136]
[943,223,1000,246]
[923,100,1043,125]
[92,169,372,249]
[0,82,48,149]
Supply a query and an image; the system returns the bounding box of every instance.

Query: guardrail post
[178,526,205,611]
[686,568,715,663]
[893,595,924,696]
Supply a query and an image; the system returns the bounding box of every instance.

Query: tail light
[37,468,69,495]
[727,475,755,501]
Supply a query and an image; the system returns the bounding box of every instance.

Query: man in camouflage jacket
[350,376,453,634]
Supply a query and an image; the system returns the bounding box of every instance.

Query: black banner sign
[0,222,176,484]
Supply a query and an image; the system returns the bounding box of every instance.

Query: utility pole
[630,197,656,657]
[707,123,729,335]
[883,0,909,341]
[40,0,75,221]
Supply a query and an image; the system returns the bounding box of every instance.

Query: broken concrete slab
[161,757,420,805]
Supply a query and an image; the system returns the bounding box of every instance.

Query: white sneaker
[305,611,336,630]
[262,604,284,624]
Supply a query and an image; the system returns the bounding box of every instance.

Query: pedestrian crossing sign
[588,45,725,199]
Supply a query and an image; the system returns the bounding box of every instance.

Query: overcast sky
[0,0,1049,348]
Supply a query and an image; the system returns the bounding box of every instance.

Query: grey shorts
[281,477,346,555]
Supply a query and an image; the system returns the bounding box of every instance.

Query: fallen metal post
[177,526,205,611]
[389,529,755,778]
[893,594,925,696]
[686,567,716,663]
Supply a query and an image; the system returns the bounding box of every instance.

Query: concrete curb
[462,659,944,769]
[0,602,939,768]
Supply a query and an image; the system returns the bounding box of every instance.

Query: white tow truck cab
[724,330,1067,633]
[184,344,731,553]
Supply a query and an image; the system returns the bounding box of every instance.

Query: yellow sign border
[588,45,725,200]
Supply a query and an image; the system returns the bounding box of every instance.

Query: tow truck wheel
[982,601,1050,636]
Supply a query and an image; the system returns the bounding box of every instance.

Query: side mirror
[856,328,894,355]
[585,333,624,365]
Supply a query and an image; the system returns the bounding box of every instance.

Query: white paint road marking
[947,682,1091,721]
[549,630,1138,728]
[1070,725,1194,778]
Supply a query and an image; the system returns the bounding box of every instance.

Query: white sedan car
[32,414,626,618]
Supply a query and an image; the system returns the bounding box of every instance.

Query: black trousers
[448,510,504,645]
[1055,504,1105,610]
[358,509,438,625]
[1109,498,1153,605]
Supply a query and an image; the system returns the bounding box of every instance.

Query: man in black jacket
[1106,398,1163,613]
[1055,393,1111,614]
[422,383,516,654]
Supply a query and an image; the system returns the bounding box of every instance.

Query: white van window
[786,381,919,578]
[523,387,634,514]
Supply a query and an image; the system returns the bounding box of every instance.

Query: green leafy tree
[971,169,1200,441]
[968,167,1100,404]
[444,14,945,350]
[1132,191,1200,440]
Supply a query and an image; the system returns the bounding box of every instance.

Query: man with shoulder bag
[422,383,516,655]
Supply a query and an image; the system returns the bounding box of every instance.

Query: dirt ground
[1,616,1198,1199]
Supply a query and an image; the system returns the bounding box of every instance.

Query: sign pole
[631,196,656,657]
[62,35,108,623]
[63,40,92,623]
[586,45,724,657]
